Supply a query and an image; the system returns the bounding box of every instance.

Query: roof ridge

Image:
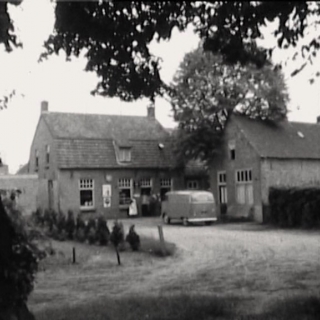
[44,111,148,118]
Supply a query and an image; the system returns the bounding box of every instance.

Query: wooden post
[157,225,166,255]
[115,247,121,265]
[72,247,76,264]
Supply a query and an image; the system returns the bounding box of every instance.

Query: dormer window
[119,147,131,162]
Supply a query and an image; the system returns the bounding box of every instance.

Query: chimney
[41,100,49,113]
[147,103,155,119]
[317,116,320,124]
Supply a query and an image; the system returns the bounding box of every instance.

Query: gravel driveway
[30,217,320,316]
[122,218,320,314]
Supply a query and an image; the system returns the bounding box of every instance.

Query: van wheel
[182,218,189,226]
[163,214,170,225]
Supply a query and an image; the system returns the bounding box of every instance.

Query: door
[141,187,151,216]
[48,180,54,210]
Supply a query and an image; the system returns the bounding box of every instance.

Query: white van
[161,190,217,226]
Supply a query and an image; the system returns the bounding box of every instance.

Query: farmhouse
[28,101,206,218]
[210,114,320,222]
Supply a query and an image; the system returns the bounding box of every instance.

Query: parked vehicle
[161,190,217,226]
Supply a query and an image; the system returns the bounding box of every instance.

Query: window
[228,140,236,160]
[119,148,131,162]
[191,192,214,203]
[140,178,152,188]
[119,178,132,205]
[218,172,226,184]
[35,149,39,170]
[218,171,227,204]
[46,145,50,166]
[230,149,235,160]
[160,179,172,188]
[235,169,253,204]
[187,180,199,190]
[160,178,172,200]
[79,179,94,209]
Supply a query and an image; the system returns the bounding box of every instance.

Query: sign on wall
[102,184,112,208]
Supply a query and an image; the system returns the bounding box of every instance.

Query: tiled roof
[233,115,320,159]
[40,111,178,169]
[56,139,177,169]
[43,112,169,140]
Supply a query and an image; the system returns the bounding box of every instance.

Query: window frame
[118,178,133,205]
[235,169,253,184]
[118,148,132,162]
[217,171,228,204]
[235,169,253,205]
[140,178,152,188]
[160,178,172,188]
[187,180,199,190]
[79,179,95,210]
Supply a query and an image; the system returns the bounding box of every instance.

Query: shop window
[79,179,94,209]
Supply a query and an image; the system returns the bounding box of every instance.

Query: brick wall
[56,168,184,218]
[209,118,263,222]
[29,117,57,181]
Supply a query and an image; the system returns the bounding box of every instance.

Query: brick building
[28,102,192,218]
[210,115,320,222]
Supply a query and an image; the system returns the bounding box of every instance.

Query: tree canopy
[170,46,289,162]
[0,1,319,101]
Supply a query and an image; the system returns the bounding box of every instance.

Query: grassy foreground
[33,294,320,320]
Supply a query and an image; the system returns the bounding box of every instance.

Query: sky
[0,0,320,174]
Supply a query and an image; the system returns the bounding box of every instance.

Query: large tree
[41,1,320,101]
[170,46,289,162]
[0,1,318,101]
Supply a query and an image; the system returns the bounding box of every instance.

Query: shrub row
[268,186,320,228]
[31,209,140,251]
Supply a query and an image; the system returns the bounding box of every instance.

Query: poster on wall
[102,184,112,208]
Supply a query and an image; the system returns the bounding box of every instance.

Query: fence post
[72,247,76,264]
[157,225,166,255]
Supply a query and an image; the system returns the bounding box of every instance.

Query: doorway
[141,187,151,216]
[48,180,54,210]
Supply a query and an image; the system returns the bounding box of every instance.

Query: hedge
[268,186,320,228]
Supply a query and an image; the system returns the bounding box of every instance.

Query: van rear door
[190,192,216,220]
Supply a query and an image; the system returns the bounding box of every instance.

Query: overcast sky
[0,0,320,174]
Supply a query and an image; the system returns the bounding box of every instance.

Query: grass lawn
[29,220,320,319]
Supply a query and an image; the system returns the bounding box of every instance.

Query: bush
[85,217,96,236]
[0,195,44,316]
[76,214,85,230]
[126,225,140,251]
[97,215,110,246]
[110,221,124,248]
[56,212,66,233]
[75,227,86,243]
[269,187,320,228]
[65,210,76,240]
[87,226,97,245]
[32,207,44,226]
[140,236,176,257]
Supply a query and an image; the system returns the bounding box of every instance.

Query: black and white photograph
[1,1,320,319]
